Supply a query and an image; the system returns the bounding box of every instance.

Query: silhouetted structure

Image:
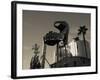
[30,55,41,69]
[30,44,41,69]
[41,21,69,68]
[54,21,69,62]
[30,21,90,69]
[54,21,69,45]
[50,24,90,68]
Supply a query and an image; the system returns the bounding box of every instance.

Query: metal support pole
[56,43,59,67]
[41,43,47,68]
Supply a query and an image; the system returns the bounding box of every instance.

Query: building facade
[51,39,91,68]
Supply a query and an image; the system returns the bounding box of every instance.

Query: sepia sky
[22,10,90,69]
